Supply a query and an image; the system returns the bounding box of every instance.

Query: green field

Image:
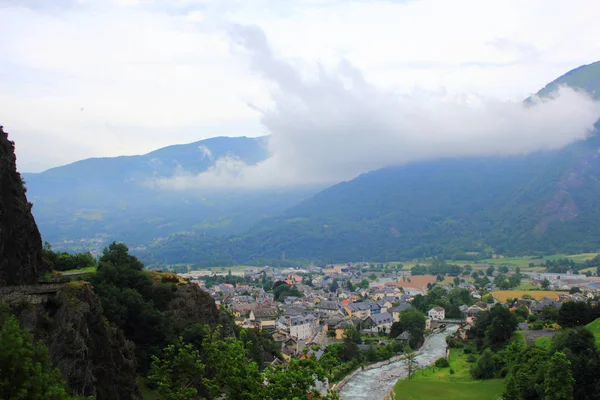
[586,318,600,348]
[535,336,552,350]
[61,266,98,274]
[394,349,505,400]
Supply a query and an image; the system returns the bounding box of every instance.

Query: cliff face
[168,283,234,336]
[0,126,140,399]
[0,126,47,285]
[14,282,141,400]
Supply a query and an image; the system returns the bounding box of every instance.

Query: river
[339,326,458,400]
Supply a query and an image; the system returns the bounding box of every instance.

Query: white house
[289,314,318,340]
[428,307,445,321]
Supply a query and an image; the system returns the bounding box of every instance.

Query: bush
[464,346,474,354]
[467,354,476,363]
[449,368,455,374]
[528,314,537,322]
[434,357,450,368]
[531,322,544,330]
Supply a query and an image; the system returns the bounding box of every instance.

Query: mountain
[24,135,320,250]
[536,60,600,99]
[137,61,600,265]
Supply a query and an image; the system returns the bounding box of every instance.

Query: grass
[585,318,600,348]
[394,349,504,400]
[490,290,563,302]
[535,336,552,350]
[139,377,160,400]
[60,266,97,274]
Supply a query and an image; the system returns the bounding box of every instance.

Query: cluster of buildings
[182,263,452,358]
[527,272,600,292]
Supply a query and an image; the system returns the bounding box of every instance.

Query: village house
[289,314,318,340]
[361,312,394,333]
[249,307,280,331]
[428,307,445,321]
[343,302,372,319]
[314,300,341,316]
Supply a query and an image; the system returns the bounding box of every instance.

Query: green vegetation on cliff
[0,304,85,400]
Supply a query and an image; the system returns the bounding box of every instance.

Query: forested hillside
[138,61,600,266]
[24,135,320,247]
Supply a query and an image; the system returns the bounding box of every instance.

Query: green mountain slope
[137,61,600,265]
[24,136,320,249]
[536,60,600,99]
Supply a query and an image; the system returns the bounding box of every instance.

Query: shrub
[434,357,450,368]
[467,354,476,363]
[531,322,544,330]
[449,368,455,374]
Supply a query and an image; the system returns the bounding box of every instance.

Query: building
[249,307,280,330]
[428,307,445,321]
[343,302,372,319]
[289,314,318,340]
[362,312,394,333]
[314,300,342,316]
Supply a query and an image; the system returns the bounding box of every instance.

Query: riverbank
[393,348,504,400]
[339,327,457,399]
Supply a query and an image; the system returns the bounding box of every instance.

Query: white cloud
[1,0,600,172]
[155,24,600,189]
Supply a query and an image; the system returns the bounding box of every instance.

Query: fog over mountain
[156,26,600,189]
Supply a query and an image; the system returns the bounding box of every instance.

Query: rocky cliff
[11,282,141,399]
[0,126,47,285]
[0,125,141,399]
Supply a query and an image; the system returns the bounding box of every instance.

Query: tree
[394,309,426,349]
[345,280,354,291]
[541,278,550,289]
[368,273,377,281]
[263,357,328,400]
[471,348,495,379]
[357,279,369,289]
[503,375,520,400]
[148,337,211,400]
[0,314,84,400]
[557,301,590,327]
[329,280,339,292]
[486,266,495,276]
[544,352,574,400]
[469,304,517,350]
[405,346,419,379]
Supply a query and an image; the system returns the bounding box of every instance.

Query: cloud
[2,0,600,172]
[155,24,600,190]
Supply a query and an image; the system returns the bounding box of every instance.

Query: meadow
[490,290,563,302]
[586,318,600,347]
[394,349,504,400]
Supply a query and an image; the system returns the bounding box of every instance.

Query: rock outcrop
[10,282,141,400]
[0,126,47,285]
[0,126,140,399]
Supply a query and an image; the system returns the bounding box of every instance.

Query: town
[179,260,600,368]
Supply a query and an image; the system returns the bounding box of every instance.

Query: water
[339,326,458,400]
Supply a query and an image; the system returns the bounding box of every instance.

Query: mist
[156,25,600,190]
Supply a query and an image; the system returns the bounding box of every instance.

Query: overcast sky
[1,0,600,176]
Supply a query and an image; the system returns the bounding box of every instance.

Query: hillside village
[179,261,600,361]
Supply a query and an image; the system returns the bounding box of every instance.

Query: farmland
[490,290,563,302]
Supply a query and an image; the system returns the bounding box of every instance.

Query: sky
[1,0,600,181]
